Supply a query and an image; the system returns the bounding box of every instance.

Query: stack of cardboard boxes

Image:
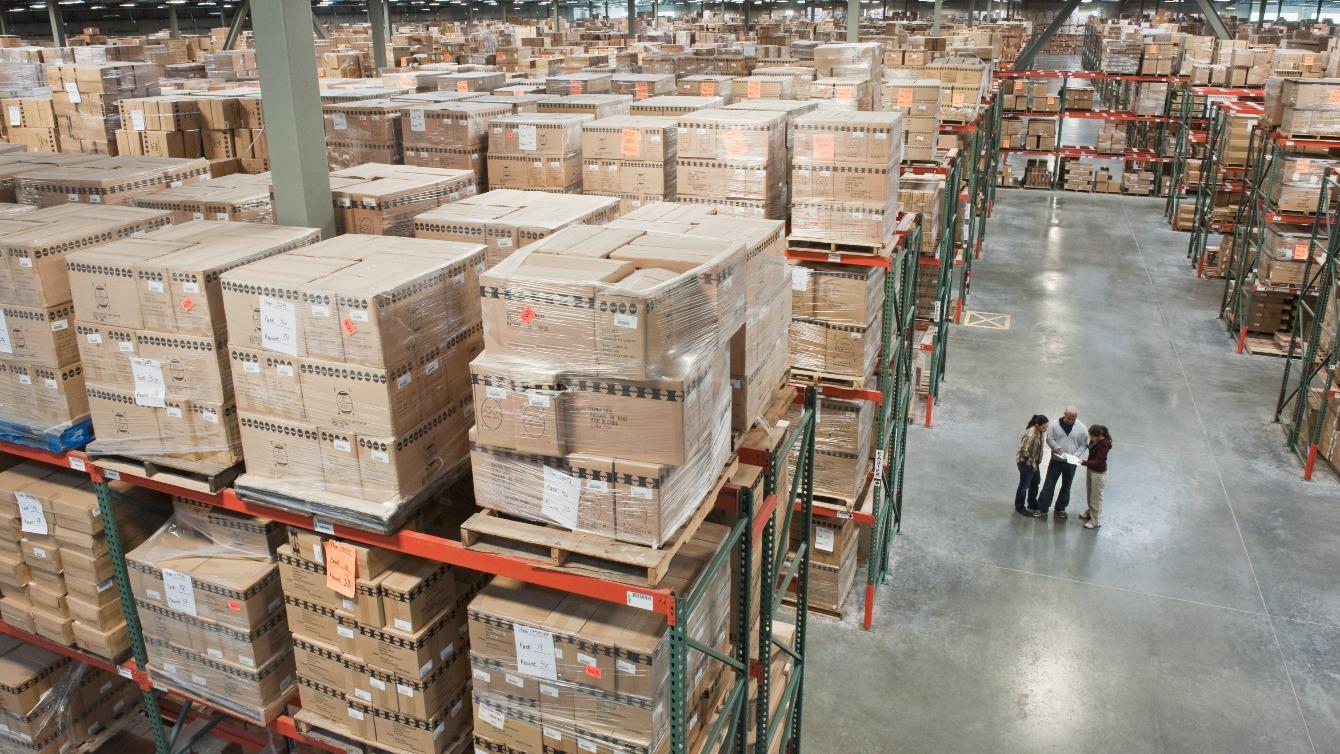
[790,262,885,382]
[1096,123,1127,155]
[1258,222,1314,288]
[3,96,61,152]
[1264,77,1340,138]
[413,189,619,269]
[191,95,268,174]
[66,222,321,473]
[279,530,475,754]
[536,95,632,121]
[1121,169,1155,196]
[580,115,677,211]
[325,163,477,236]
[324,99,407,169]
[467,224,741,546]
[611,73,675,100]
[486,113,590,193]
[677,74,733,102]
[47,62,163,155]
[927,57,988,122]
[127,502,294,722]
[224,234,483,530]
[133,172,274,224]
[15,155,211,207]
[676,109,788,220]
[1268,155,1339,213]
[0,463,169,659]
[885,79,940,161]
[630,95,724,117]
[1063,161,1095,191]
[790,110,903,246]
[814,42,883,110]
[401,101,510,188]
[113,96,204,159]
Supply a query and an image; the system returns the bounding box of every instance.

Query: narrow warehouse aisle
[801,192,1340,753]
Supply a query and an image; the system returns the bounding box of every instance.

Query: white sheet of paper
[1064,454,1080,465]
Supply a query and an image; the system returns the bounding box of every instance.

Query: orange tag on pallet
[620,128,641,158]
[952,91,966,107]
[456,80,469,93]
[1329,89,1340,105]
[1293,240,1310,260]
[701,81,717,97]
[324,540,357,599]
[1304,54,1316,66]
[836,85,855,100]
[571,80,584,94]
[747,80,761,99]
[812,133,835,161]
[635,82,648,99]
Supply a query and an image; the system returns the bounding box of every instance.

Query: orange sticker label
[514,89,523,96]
[1304,54,1317,66]
[1047,96,1057,106]
[720,129,746,158]
[227,600,241,611]
[701,81,717,97]
[747,80,762,99]
[952,91,966,107]
[180,297,194,312]
[896,88,913,108]
[1293,240,1310,260]
[1329,89,1340,105]
[572,81,584,94]
[584,665,602,679]
[635,82,648,99]
[324,540,357,599]
[836,85,855,100]
[342,318,357,335]
[620,128,641,158]
[519,306,536,324]
[812,133,835,161]
[456,80,469,93]
[1147,44,1158,54]
[400,57,409,66]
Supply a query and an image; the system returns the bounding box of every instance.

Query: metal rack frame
[0,386,819,754]
[1164,85,1263,228]
[1185,100,1258,275]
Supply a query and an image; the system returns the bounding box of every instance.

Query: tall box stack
[3,96,60,153]
[0,463,169,658]
[750,67,816,100]
[612,73,676,100]
[580,115,677,211]
[486,113,590,193]
[791,110,903,247]
[278,531,474,754]
[467,528,732,754]
[66,222,321,475]
[224,234,483,532]
[113,96,203,159]
[126,502,295,723]
[609,203,791,433]
[193,94,267,173]
[928,57,989,122]
[790,260,885,384]
[814,42,883,110]
[1271,78,1340,138]
[413,188,620,268]
[468,226,742,546]
[324,99,407,170]
[402,101,511,188]
[884,79,939,161]
[0,638,143,754]
[15,155,211,207]
[809,77,876,111]
[46,62,163,155]
[133,172,275,224]
[676,109,788,219]
[325,163,477,236]
[0,204,172,446]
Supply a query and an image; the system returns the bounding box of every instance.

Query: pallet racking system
[0,389,820,754]
[1276,169,1340,480]
[1185,100,1263,276]
[785,217,921,631]
[996,70,1180,194]
[1164,85,1263,230]
[1219,126,1334,355]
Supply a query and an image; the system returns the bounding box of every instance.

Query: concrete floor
[801,191,1340,753]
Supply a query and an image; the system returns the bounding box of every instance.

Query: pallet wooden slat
[86,448,242,495]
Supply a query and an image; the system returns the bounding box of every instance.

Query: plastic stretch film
[326,163,477,237]
[126,502,293,724]
[223,234,484,519]
[133,173,275,225]
[16,155,211,207]
[675,109,789,220]
[791,110,903,246]
[64,221,321,466]
[788,395,874,503]
[466,528,733,754]
[1268,155,1340,214]
[0,652,143,754]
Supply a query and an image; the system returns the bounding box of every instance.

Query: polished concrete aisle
[800,191,1340,753]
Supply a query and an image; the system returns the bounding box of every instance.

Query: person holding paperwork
[1035,406,1088,520]
[1080,425,1113,530]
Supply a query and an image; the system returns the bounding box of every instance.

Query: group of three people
[1014,407,1113,530]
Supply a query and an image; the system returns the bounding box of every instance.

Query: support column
[503,0,508,22]
[847,0,858,40]
[1318,0,1324,20]
[168,5,180,38]
[745,0,751,30]
[552,0,559,28]
[1,12,10,37]
[1258,0,1267,23]
[312,14,327,40]
[251,0,334,237]
[1013,0,1081,71]
[369,0,388,71]
[931,0,942,34]
[223,0,249,50]
[1193,0,1230,39]
[627,0,635,35]
[48,1,65,46]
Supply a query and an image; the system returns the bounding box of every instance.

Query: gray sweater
[1046,419,1089,458]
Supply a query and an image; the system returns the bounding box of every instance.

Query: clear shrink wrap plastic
[1274,77,1340,137]
[323,99,406,169]
[675,109,789,220]
[787,395,874,502]
[467,534,732,754]
[222,235,484,524]
[0,204,173,450]
[486,113,592,193]
[401,101,510,182]
[0,63,49,99]
[0,649,143,754]
[326,163,478,237]
[469,226,745,547]
[64,221,321,464]
[15,155,212,207]
[1268,155,1340,213]
[126,505,294,724]
[790,263,886,379]
[1258,222,1314,287]
[132,173,276,224]
[790,110,903,246]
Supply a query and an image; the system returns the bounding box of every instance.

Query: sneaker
[1079,512,1090,521]
[1055,511,1068,520]
[1017,508,1042,518]
[1084,522,1099,529]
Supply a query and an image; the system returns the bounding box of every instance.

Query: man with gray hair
[1035,406,1088,520]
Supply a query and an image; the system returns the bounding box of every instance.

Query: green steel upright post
[47,1,66,46]
[94,481,170,754]
[1220,128,1271,328]
[1166,82,1193,220]
[1187,105,1226,269]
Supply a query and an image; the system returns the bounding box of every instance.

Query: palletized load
[46,62,164,155]
[132,172,274,224]
[126,502,294,723]
[66,221,321,473]
[15,154,211,207]
[324,162,477,236]
[224,234,484,531]
[413,188,620,268]
[486,112,591,192]
[790,109,903,246]
[630,94,724,117]
[323,98,407,169]
[1264,77,1340,138]
[790,264,886,379]
[1258,222,1315,287]
[400,100,510,185]
[1268,155,1340,213]
[535,94,633,120]
[612,72,675,100]
[580,115,678,211]
[675,108,788,220]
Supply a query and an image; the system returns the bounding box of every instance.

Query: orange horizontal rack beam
[1002,109,1174,123]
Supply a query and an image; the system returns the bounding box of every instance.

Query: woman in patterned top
[1015,414,1049,517]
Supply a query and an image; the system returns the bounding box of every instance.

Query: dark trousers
[1015,461,1039,512]
[1038,457,1076,513]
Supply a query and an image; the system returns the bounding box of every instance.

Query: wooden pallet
[813,475,875,523]
[789,368,872,390]
[786,234,895,257]
[86,446,241,495]
[292,709,472,754]
[461,457,738,586]
[1244,335,1296,358]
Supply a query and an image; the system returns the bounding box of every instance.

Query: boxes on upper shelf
[413,188,619,268]
[675,108,788,220]
[791,110,903,246]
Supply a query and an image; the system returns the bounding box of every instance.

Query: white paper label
[541,466,581,529]
[472,668,492,683]
[31,546,46,558]
[17,257,29,268]
[815,525,836,553]
[206,648,223,659]
[314,519,335,534]
[614,313,638,328]
[616,659,637,674]
[130,357,166,408]
[396,372,412,389]
[64,82,80,103]
[311,304,330,318]
[354,688,372,701]
[527,392,551,408]
[165,406,182,418]
[182,282,200,294]
[544,726,562,740]
[505,673,525,688]
[513,624,559,681]
[629,486,653,500]
[243,361,260,374]
[42,378,56,390]
[275,363,294,378]
[539,684,559,698]
[485,386,507,400]
[626,591,654,611]
[337,625,355,638]
[16,374,30,385]
[372,449,389,463]
[424,359,439,374]
[260,296,298,356]
[341,598,355,610]
[69,458,85,472]
[579,739,598,752]
[6,106,18,126]
[397,683,414,697]
[131,110,145,131]
[118,341,133,353]
[478,704,506,730]
[332,438,351,452]
[16,493,46,535]
[346,707,363,721]
[350,309,368,322]
[50,319,67,332]
[791,266,811,291]
[86,332,103,345]
[409,108,426,132]
[332,113,347,130]
[0,310,11,354]
[161,568,197,616]
[147,280,164,293]
[201,408,218,423]
[394,618,411,631]
[517,124,538,151]
[587,479,609,492]
[104,469,119,480]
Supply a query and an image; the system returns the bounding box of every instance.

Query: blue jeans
[1038,457,1076,513]
[1015,461,1039,512]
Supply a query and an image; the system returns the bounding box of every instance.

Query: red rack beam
[0,618,142,682]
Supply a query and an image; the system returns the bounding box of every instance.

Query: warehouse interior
[0,2,1334,754]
